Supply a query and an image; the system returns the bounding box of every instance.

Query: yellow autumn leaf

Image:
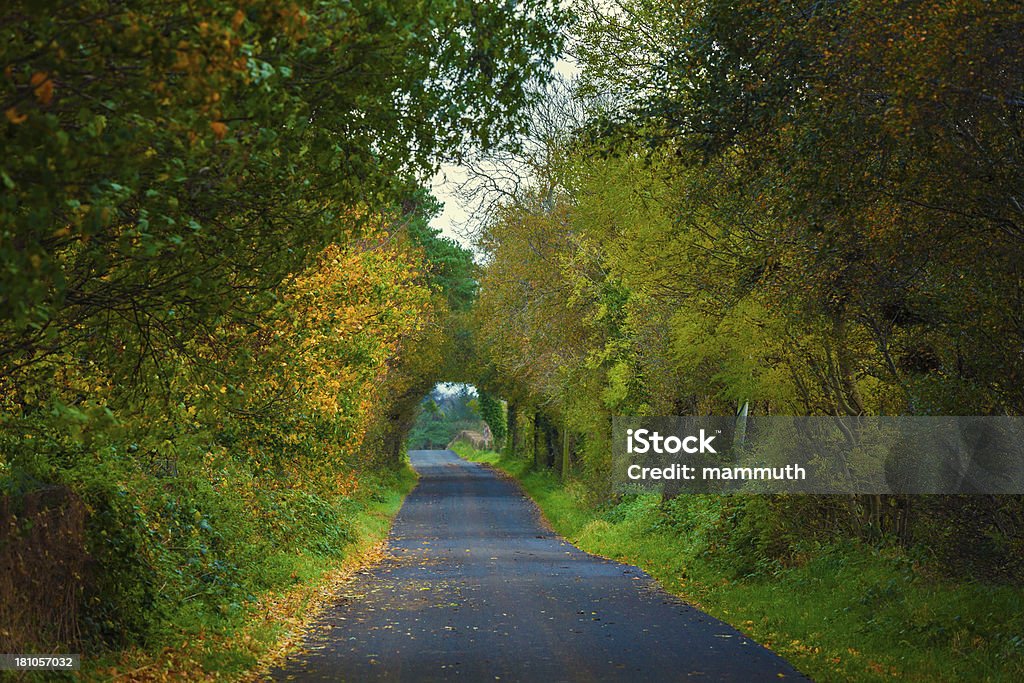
[30,71,53,105]
[5,106,26,124]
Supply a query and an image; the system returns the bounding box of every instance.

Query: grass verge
[452,443,1024,683]
[79,464,417,682]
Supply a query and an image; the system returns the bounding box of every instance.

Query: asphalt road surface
[270,450,807,682]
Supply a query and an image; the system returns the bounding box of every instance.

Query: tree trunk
[533,411,544,469]
[561,423,571,482]
[546,419,557,468]
[506,400,519,458]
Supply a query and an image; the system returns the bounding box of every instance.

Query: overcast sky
[428,57,582,250]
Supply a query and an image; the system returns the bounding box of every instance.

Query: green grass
[452,443,1024,683]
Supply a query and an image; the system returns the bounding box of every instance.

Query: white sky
[428,57,582,249]
[428,162,472,246]
[434,381,478,396]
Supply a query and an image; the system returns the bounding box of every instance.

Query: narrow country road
[270,450,807,682]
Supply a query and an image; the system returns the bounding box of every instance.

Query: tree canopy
[471,0,1024,553]
[0,0,562,656]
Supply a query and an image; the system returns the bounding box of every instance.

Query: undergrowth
[2,454,416,682]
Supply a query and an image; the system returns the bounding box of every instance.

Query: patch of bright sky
[433,382,478,396]
[428,57,582,250]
